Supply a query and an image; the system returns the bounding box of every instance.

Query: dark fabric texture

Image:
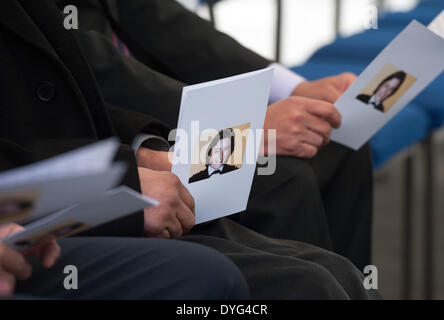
[241,143,374,271]
[0,0,380,300]
[304,142,374,271]
[240,155,333,250]
[15,237,250,299]
[101,0,271,82]
[74,29,184,128]
[0,0,172,237]
[55,0,271,128]
[185,218,381,300]
[189,164,239,183]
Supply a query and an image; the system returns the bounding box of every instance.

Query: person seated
[64,0,374,269]
[0,0,380,299]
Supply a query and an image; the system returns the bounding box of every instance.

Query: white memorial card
[172,68,273,224]
[332,20,444,150]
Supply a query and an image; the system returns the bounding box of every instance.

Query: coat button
[36,81,56,102]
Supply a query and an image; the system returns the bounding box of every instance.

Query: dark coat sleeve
[106,102,173,144]
[102,0,271,83]
[0,100,171,239]
[67,0,271,127]
[80,104,174,237]
[76,30,184,128]
[77,142,145,238]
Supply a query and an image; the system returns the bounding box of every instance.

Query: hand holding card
[331,18,444,150]
[172,68,273,224]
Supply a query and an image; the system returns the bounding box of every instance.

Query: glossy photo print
[189,123,251,184]
[356,63,417,113]
[0,191,39,224]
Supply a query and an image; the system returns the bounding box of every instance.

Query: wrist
[136,147,172,171]
[291,80,309,97]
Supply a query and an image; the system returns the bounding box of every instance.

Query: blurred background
[177,0,417,65]
[176,0,444,300]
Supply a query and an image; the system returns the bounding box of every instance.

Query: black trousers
[13,225,380,300]
[186,218,381,300]
[238,142,373,271]
[13,237,249,300]
[306,142,373,271]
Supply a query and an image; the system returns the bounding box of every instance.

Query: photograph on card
[189,122,251,184]
[356,63,417,113]
[14,220,89,249]
[0,190,39,224]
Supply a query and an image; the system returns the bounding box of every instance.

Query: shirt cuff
[269,63,306,104]
[132,134,171,153]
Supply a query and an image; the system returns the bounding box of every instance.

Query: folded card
[0,163,126,225]
[0,139,126,224]
[2,186,157,251]
[331,19,444,150]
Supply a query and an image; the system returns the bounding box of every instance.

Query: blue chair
[309,28,399,65]
[370,104,432,168]
[414,72,444,129]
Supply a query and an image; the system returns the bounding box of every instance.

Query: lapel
[0,0,60,61]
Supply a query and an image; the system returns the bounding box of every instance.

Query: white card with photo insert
[2,186,157,251]
[172,68,273,224]
[0,139,128,224]
[0,162,127,225]
[331,20,444,150]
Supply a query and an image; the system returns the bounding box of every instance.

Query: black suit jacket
[55,0,272,128]
[356,94,384,112]
[189,164,239,183]
[0,0,171,237]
